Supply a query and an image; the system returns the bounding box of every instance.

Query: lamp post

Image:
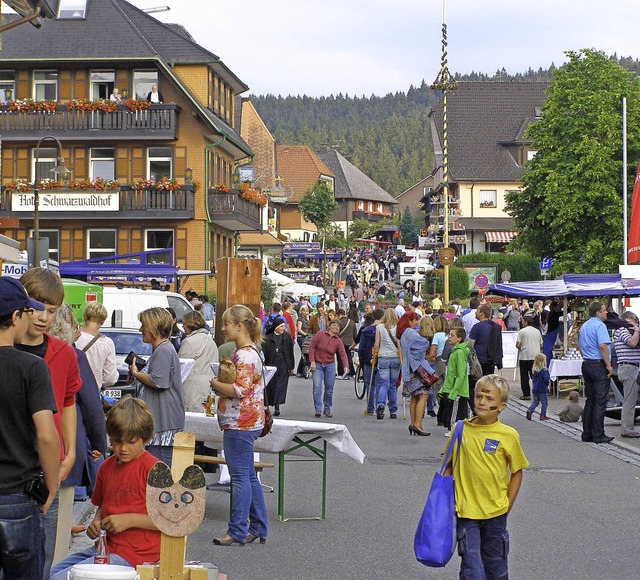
[33,136,70,267]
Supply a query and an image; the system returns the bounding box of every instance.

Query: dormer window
[57,0,87,19]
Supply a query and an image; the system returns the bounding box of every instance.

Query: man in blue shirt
[578,301,613,444]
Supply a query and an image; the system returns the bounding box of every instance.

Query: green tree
[506,49,640,273]
[400,206,419,246]
[347,218,375,242]
[298,182,339,232]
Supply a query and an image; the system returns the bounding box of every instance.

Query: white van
[101,287,195,328]
[398,261,435,289]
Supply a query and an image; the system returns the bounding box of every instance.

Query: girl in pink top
[210,305,267,546]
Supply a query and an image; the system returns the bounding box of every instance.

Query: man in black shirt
[0,277,59,579]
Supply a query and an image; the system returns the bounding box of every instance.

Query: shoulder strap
[339,319,351,336]
[385,326,398,348]
[81,333,102,353]
[439,420,464,475]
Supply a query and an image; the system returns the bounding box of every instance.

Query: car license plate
[103,389,121,399]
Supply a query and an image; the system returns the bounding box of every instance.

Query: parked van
[398,261,435,289]
[101,287,195,328]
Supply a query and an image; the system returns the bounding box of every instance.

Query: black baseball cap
[0,277,45,318]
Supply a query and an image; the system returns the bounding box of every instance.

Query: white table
[548,358,584,398]
[184,413,365,520]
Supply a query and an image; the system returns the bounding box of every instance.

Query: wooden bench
[193,454,274,473]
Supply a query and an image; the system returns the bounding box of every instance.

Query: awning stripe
[485,231,517,244]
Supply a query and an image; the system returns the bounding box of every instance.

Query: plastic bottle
[94,529,110,565]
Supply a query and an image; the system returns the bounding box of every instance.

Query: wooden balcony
[0,185,194,220]
[0,104,179,140]
[208,188,262,231]
[352,210,388,222]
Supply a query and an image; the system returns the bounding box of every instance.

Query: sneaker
[389,413,397,419]
[314,412,321,418]
[341,372,350,380]
[376,405,385,420]
[323,410,333,418]
[519,395,531,401]
[540,415,549,421]
[427,410,436,417]
[526,411,532,421]
[444,431,450,437]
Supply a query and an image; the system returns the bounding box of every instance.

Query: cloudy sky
[117,1,640,96]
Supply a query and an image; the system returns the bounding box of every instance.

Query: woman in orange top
[210,305,267,546]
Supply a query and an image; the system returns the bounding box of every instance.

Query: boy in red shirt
[50,396,161,578]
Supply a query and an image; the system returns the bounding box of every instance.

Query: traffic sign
[474,273,489,289]
[540,257,554,271]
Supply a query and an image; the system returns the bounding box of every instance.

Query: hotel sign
[12,192,119,212]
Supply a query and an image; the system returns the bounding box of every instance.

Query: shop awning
[485,231,517,244]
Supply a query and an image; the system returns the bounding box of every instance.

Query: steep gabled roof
[276,145,334,203]
[317,149,397,204]
[430,82,548,182]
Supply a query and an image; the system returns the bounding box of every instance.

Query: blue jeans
[581,360,610,440]
[0,492,45,580]
[457,513,509,579]
[146,445,173,467]
[312,362,336,413]
[376,357,399,413]
[365,364,378,413]
[50,547,131,580]
[223,429,268,542]
[43,490,58,579]
[528,392,548,417]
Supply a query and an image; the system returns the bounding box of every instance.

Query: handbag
[247,345,273,438]
[415,364,439,388]
[414,420,464,567]
[468,346,483,379]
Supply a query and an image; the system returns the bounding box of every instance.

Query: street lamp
[33,136,70,267]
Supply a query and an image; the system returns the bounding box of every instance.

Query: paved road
[70,365,640,579]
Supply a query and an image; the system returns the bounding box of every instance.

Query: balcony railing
[208,188,262,231]
[0,184,194,219]
[352,210,390,222]
[0,104,179,140]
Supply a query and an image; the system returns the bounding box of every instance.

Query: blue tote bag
[414,420,464,567]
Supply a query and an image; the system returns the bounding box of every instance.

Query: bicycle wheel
[354,365,366,399]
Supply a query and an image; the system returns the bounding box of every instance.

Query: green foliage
[429,266,470,300]
[206,290,216,310]
[261,277,277,313]
[400,206,419,246]
[455,253,542,282]
[506,49,640,274]
[348,218,376,242]
[298,182,339,232]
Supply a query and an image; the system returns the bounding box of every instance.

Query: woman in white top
[372,308,400,419]
[109,88,122,102]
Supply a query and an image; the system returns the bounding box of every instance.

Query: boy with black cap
[0,277,60,579]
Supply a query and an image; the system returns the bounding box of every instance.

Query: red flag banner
[628,162,640,264]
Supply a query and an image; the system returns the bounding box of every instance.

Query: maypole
[430,0,457,304]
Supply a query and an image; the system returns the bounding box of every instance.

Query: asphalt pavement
[68,361,640,579]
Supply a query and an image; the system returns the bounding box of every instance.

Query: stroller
[299,333,314,379]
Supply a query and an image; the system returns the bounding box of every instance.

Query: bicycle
[354,363,367,399]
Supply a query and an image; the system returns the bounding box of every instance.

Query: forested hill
[250,55,640,197]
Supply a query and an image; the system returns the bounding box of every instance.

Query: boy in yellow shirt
[444,374,528,579]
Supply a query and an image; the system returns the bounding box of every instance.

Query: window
[90,148,115,181]
[479,190,497,208]
[57,0,87,19]
[167,296,192,323]
[145,229,173,264]
[423,186,432,195]
[33,71,58,101]
[376,203,383,213]
[90,71,115,100]
[28,229,59,263]
[32,147,57,183]
[238,165,254,183]
[87,229,116,259]
[0,71,15,103]
[133,70,158,101]
[356,201,364,211]
[367,202,373,212]
[147,147,172,181]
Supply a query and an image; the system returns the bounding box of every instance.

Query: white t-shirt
[516,326,543,361]
[75,331,119,388]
